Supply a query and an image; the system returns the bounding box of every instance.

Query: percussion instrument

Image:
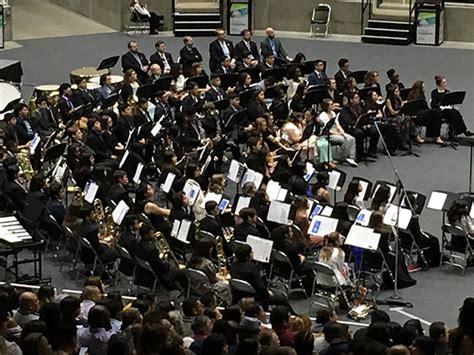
[69,66,108,84]
[88,74,123,85]
[71,82,100,90]
[28,85,60,112]
[0,81,22,119]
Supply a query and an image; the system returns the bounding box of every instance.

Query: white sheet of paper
[133,162,144,184]
[30,133,40,155]
[307,215,338,236]
[84,181,99,203]
[277,188,288,202]
[119,150,129,169]
[247,235,274,263]
[242,169,263,189]
[321,206,333,217]
[171,219,180,237]
[383,204,412,230]
[235,196,251,215]
[266,180,281,201]
[124,128,135,150]
[54,164,66,181]
[177,219,191,243]
[267,201,292,225]
[112,200,130,225]
[183,180,200,206]
[304,162,315,182]
[306,200,314,218]
[355,209,372,226]
[228,160,244,183]
[151,122,162,137]
[202,154,212,173]
[161,172,176,193]
[345,225,380,251]
[470,203,474,219]
[427,191,447,211]
[200,192,222,208]
[328,170,341,191]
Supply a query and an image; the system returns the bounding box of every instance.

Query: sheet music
[328,170,341,190]
[470,203,474,219]
[228,160,244,183]
[308,215,338,236]
[235,196,251,215]
[183,180,200,206]
[427,191,447,210]
[30,133,40,155]
[267,201,292,225]
[383,204,412,230]
[112,200,130,225]
[321,206,333,216]
[177,220,191,243]
[133,163,144,184]
[345,225,380,251]
[372,183,397,202]
[304,161,315,182]
[277,188,288,202]
[151,121,162,137]
[246,235,274,263]
[355,209,372,226]
[124,128,135,151]
[266,180,281,201]
[84,181,99,203]
[53,164,66,181]
[171,219,180,237]
[119,150,129,169]
[242,169,263,189]
[161,173,176,193]
[200,192,222,208]
[202,154,212,173]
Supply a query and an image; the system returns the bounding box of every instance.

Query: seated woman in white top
[130,0,162,35]
[317,232,351,287]
[319,98,357,167]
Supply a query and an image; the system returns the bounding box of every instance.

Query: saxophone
[17,149,34,182]
[103,207,119,248]
[153,232,181,267]
[73,186,83,203]
[215,236,229,279]
[93,198,108,242]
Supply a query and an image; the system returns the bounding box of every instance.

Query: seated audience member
[270,306,296,347]
[79,285,102,324]
[13,292,40,328]
[129,0,162,35]
[450,297,474,355]
[77,305,116,355]
[429,321,451,355]
[320,322,350,355]
[410,336,437,355]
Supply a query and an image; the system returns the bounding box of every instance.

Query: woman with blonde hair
[318,232,350,287]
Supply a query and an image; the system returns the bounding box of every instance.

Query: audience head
[88,305,112,330]
[387,345,411,355]
[410,336,436,355]
[429,321,448,346]
[18,291,40,314]
[270,306,291,330]
[192,315,213,336]
[338,58,350,72]
[239,207,257,224]
[182,296,204,317]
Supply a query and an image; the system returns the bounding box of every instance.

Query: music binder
[97,56,119,71]
[355,209,372,227]
[383,204,412,230]
[161,172,176,194]
[84,181,99,203]
[355,111,376,128]
[246,235,274,263]
[345,225,380,251]
[440,91,466,106]
[234,195,251,215]
[267,200,292,225]
[112,200,130,225]
[183,180,201,206]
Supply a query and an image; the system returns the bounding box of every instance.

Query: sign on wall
[416,10,437,45]
[228,0,250,35]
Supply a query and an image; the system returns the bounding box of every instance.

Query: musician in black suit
[260,27,292,62]
[169,191,194,223]
[85,118,117,163]
[235,29,260,64]
[3,165,27,212]
[134,98,153,127]
[181,81,202,115]
[258,53,276,74]
[149,40,174,75]
[154,90,173,123]
[118,215,141,256]
[230,243,294,312]
[30,96,56,138]
[213,56,234,75]
[72,77,96,107]
[114,103,136,145]
[205,74,227,102]
[121,40,149,84]
[209,28,235,74]
[234,207,260,241]
[14,103,35,146]
[179,36,203,78]
[58,83,77,124]
[308,60,328,86]
[199,201,225,238]
[107,170,133,208]
[334,58,351,94]
[235,52,257,72]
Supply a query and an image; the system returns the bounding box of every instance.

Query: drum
[35,84,60,95]
[70,66,108,84]
[71,83,101,90]
[88,74,123,85]
[0,82,22,119]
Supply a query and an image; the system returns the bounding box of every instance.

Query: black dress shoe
[465,130,474,137]
[367,153,378,160]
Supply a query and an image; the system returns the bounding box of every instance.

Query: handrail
[360,0,373,35]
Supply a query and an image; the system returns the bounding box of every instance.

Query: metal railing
[360,0,373,35]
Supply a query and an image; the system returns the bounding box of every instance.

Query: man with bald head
[79,285,102,323]
[179,36,203,77]
[12,291,39,327]
[148,63,162,84]
[209,28,236,73]
[260,27,293,62]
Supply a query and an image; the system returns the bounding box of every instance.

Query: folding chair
[347,205,361,222]
[59,227,81,277]
[133,257,158,294]
[349,177,373,202]
[399,228,430,269]
[115,245,135,292]
[127,7,149,37]
[310,4,331,38]
[230,279,256,302]
[186,268,213,297]
[313,261,350,309]
[359,248,395,293]
[441,224,474,274]
[268,250,311,297]
[41,214,65,255]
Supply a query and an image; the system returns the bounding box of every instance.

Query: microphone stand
[370,114,415,307]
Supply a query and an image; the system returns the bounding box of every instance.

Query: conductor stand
[371,116,415,307]
[439,91,466,150]
[455,136,474,196]
[399,99,426,157]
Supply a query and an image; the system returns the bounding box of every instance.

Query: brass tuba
[93,198,108,241]
[17,149,34,182]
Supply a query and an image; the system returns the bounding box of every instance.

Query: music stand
[154,77,173,91]
[265,85,288,100]
[440,91,466,150]
[303,89,327,109]
[456,136,474,195]
[186,75,208,89]
[212,99,230,111]
[237,67,260,83]
[239,89,255,107]
[284,63,304,77]
[302,60,317,75]
[400,88,411,101]
[219,73,238,91]
[0,98,21,114]
[43,143,67,163]
[261,67,286,82]
[101,93,120,109]
[351,70,368,85]
[358,86,381,102]
[137,84,156,99]
[399,98,426,157]
[97,56,119,71]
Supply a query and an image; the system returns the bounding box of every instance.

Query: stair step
[361,34,412,45]
[364,27,410,38]
[174,29,217,36]
[175,22,221,30]
[368,19,412,30]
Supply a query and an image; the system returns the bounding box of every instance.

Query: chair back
[230,279,256,296]
[350,177,373,201]
[116,245,132,261]
[314,261,336,276]
[312,4,331,23]
[346,205,361,222]
[186,268,212,296]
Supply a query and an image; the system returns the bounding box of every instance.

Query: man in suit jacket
[209,28,235,73]
[199,201,224,238]
[107,170,133,208]
[72,78,96,107]
[334,58,351,93]
[205,74,227,102]
[235,29,260,64]
[260,27,292,62]
[235,52,257,72]
[308,59,328,86]
[147,64,162,84]
[121,40,149,84]
[85,118,117,163]
[3,165,27,212]
[14,103,35,145]
[213,57,234,75]
[179,36,203,77]
[30,96,55,138]
[57,83,75,124]
[149,40,174,75]
[258,53,276,74]
[234,207,260,241]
